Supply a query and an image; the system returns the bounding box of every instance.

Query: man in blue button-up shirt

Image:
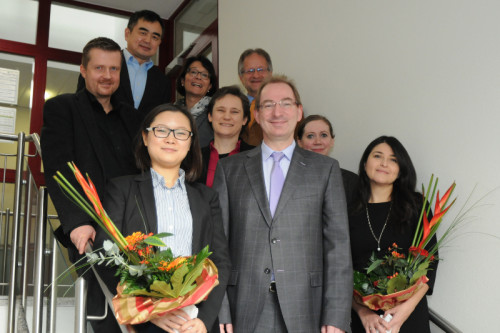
[78,10,171,114]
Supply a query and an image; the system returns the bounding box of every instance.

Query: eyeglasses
[259,99,299,111]
[240,67,269,75]
[146,127,193,141]
[187,68,210,80]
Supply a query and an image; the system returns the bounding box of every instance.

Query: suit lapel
[273,147,308,219]
[76,91,107,174]
[244,148,273,227]
[141,70,156,111]
[186,184,202,254]
[119,53,134,105]
[135,172,158,234]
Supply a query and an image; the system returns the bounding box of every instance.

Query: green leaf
[155,232,173,239]
[386,274,408,294]
[366,259,384,274]
[162,264,190,298]
[410,261,429,285]
[144,236,167,247]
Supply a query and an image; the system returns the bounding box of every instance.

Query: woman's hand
[180,318,207,333]
[150,310,206,333]
[356,306,391,333]
[383,301,415,333]
[384,283,429,333]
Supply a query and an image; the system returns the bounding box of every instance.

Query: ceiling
[77,0,185,20]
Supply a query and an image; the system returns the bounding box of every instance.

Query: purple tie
[269,152,285,217]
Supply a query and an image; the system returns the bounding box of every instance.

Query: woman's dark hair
[176,56,217,97]
[355,136,418,231]
[296,114,335,140]
[206,85,251,130]
[135,103,202,182]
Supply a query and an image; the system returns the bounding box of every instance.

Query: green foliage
[353,244,432,296]
[387,274,407,293]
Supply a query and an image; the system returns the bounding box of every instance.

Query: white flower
[86,252,99,263]
[128,264,146,277]
[103,240,120,255]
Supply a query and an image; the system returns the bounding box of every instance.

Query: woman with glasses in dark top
[175,56,217,148]
[199,86,254,187]
[96,103,230,333]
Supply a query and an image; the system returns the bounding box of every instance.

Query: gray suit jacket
[214,145,353,332]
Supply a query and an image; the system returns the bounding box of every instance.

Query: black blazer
[41,90,142,235]
[199,139,255,184]
[77,52,172,114]
[95,172,231,331]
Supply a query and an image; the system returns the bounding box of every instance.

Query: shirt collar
[247,95,255,103]
[261,140,296,161]
[209,140,242,155]
[150,168,186,190]
[123,48,154,70]
[84,88,118,114]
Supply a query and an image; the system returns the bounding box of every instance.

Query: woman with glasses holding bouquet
[175,56,217,148]
[98,103,230,333]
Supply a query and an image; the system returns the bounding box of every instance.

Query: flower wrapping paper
[113,259,219,325]
[353,275,429,311]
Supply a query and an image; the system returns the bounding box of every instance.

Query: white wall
[219,1,500,331]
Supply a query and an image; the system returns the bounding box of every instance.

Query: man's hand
[70,225,96,254]
[219,323,233,333]
[321,325,345,333]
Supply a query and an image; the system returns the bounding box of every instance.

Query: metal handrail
[32,187,47,333]
[1,131,43,333]
[429,307,462,332]
[6,132,27,333]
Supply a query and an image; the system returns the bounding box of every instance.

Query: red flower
[418,183,456,249]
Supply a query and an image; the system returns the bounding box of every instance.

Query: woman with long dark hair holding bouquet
[97,104,230,333]
[349,136,438,333]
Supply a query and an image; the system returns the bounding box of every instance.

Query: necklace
[366,202,393,251]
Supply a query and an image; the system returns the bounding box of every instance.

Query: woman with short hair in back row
[199,86,254,187]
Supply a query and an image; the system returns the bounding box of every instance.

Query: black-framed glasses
[240,67,269,75]
[146,127,193,141]
[187,68,210,80]
[259,99,299,111]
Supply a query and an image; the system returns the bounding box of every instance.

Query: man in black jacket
[77,10,171,114]
[42,37,141,332]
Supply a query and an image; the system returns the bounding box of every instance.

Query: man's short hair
[128,10,165,37]
[255,75,302,110]
[81,37,121,68]
[238,48,273,75]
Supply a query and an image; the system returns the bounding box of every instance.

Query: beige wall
[219,1,500,331]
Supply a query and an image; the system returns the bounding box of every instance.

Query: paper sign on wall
[0,67,20,105]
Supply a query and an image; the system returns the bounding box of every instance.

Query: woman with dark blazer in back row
[199,86,254,187]
[97,103,231,333]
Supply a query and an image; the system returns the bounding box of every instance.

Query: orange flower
[391,251,405,259]
[166,257,187,271]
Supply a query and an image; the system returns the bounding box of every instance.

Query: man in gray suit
[215,75,352,332]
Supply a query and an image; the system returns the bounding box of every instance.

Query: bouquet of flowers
[353,175,455,311]
[53,162,219,325]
